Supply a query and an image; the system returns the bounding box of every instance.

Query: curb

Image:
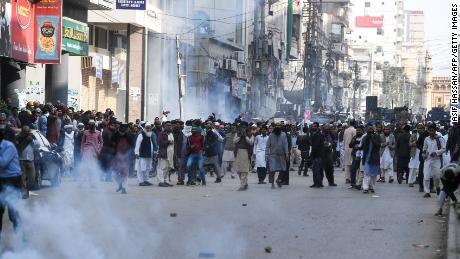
[447,204,459,259]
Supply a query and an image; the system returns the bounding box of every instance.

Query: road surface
[0,169,447,259]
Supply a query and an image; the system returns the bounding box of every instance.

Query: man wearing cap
[222,125,237,179]
[186,126,206,185]
[203,124,223,183]
[422,124,446,197]
[408,124,424,187]
[134,123,155,186]
[157,121,175,187]
[58,125,76,177]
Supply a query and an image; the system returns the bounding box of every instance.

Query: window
[377,28,384,35]
[365,2,370,7]
[95,27,108,49]
[437,98,442,103]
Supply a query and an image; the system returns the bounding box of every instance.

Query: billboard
[116,0,146,10]
[0,0,11,57]
[10,0,61,63]
[355,16,384,28]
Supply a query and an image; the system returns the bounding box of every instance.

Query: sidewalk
[447,204,460,259]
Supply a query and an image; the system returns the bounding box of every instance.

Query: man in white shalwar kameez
[253,126,269,184]
[134,124,154,186]
[422,124,446,198]
[379,126,395,183]
[343,120,357,183]
[61,125,75,176]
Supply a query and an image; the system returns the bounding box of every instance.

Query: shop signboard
[116,0,146,10]
[62,17,88,56]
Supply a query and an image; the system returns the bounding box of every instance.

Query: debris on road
[265,246,272,253]
[418,220,423,223]
[263,235,267,239]
[371,195,380,198]
[242,203,247,206]
[295,235,298,238]
[412,244,430,248]
[202,194,210,197]
[170,213,177,217]
[371,228,384,231]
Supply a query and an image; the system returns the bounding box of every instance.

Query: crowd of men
[0,100,460,240]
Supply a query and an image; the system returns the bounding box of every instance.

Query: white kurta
[254,135,269,168]
[343,127,356,166]
[379,136,393,170]
[62,132,75,170]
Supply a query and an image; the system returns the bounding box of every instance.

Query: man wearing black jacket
[310,122,324,188]
[395,125,411,184]
[417,126,430,192]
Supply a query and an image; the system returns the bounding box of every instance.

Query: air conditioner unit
[228,59,237,71]
[235,51,245,63]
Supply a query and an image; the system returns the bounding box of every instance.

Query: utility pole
[251,0,266,116]
[176,35,184,120]
[350,61,360,118]
[303,0,323,112]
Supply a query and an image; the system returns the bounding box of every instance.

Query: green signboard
[62,17,89,56]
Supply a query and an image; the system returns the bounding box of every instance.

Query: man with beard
[321,124,337,186]
[0,113,16,142]
[172,120,187,185]
[349,125,365,189]
[233,124,255,190]
[266,123,289,189]
[134,124,155,186]
[296,125,310,177]
[310,122,324,188]
[157,122,175,187]
[222,125,237,179]
[253,125,269,184]
[422,124,446,198]
[343,120,357,184]
[378,125,395,183]
[395,125,411,184]
[203,124,223,183]
[362,124,381,194]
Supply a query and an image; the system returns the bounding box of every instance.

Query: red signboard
[355,16,384,28]
[11,0,34,62]
[10,0,61,63]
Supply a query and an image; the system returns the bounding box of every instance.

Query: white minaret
[421,50,433,112]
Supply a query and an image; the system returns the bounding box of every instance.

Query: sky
[404,0,453,75]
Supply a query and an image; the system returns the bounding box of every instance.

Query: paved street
[0,169,447,259]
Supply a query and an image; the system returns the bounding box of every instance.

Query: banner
[0,0,11,57]
[34,0,61,63]
[116,0,146,10]
[62,17,88,56]
[355,16,384,28]
[95,54,103,80]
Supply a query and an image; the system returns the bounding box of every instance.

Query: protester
[378,125,395,183]
[222,125,237,179]
[134,123,155,186]
[253,125,269,184]
[80,120,102,187]
[266,123,289,189]
[233,124,255,190]
[157,122,175,187]
[362,123,381,194]
[422,124,446,198]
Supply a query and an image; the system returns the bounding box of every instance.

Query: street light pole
[176,35,183,120]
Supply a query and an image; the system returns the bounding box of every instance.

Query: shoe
[423,193,431,198]
[202,181,206,186]
[158,182,168,187]
[310,184,318,188]
[329,183,337,187]
[436,187,440,195]
[165,182,174,187]
[318,185,324,188]
[237,187,245,191]
[370,188,375,193]
[363,190,369,194]
[231,175,236,179]
[190,181,196,186]
[177,181,185,186]
[303,174,309,177]
[345,179,351,184]
[435,208,443,216]
[397,174,402,184]
[272,184,276,189]
[139,182,148,186]
[260,182,267,184]
[419,187,424,193]
[144,181,153,186]
[244,184,248,190]
[408,183,414,187]
[388,178,394,183]
[214,178,222,183]
[430,189,436,194]
[352,185,362,190]
[258,181,263,184]
[377,177,385,183]
[121,188,127,194]
[116,185,122,192]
